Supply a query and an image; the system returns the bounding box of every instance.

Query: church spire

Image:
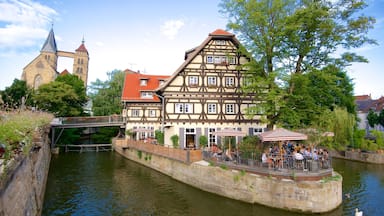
[41,28,57,53]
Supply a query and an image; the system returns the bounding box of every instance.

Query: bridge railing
[59,115,124,124]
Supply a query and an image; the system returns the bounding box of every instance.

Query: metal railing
[202,151,332,173]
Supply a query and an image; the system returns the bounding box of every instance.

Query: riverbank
[0,126,51,216]
[113,138,342,213]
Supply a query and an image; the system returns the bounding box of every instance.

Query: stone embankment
[114,139,342,213]
[0,127,51,216]
[331,150,384,164]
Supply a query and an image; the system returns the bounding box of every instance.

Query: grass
[0,111,53,161]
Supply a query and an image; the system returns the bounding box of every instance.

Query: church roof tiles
[41,28,57,53]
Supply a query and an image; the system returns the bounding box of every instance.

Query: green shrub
[170,134,179,148]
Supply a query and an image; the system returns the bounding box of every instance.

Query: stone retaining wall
[114,140,342,213]
[331,150,384,164]
[0,128,51,216]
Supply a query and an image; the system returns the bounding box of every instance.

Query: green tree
[89,69,125,116]
[367,109,378,128]
[33,82,83,117]
[91,127,120,144]
[1,79,31,110]
[55,74,87,103]
[220,0,376,128]
[378,109,384,127]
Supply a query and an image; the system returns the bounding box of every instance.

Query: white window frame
[140,91,153,99]
[148,109,156,117]
[207,76,217,86]
[215,40,225,45]
[225,104,235,114]
[208,128,217,147]
[132,109,140,117]
[175,103,184,113]
[140,79,148,86]
[228,56,236,64]
[225,77,235,87]
[253,128,264,134]
[214,56,221,64]
[221,56,227,64]
[189,76,198,86]
[184,103,193,114]
[207,103,217,114]
[207,56,213,63]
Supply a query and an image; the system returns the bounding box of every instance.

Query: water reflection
[43,153,384,216]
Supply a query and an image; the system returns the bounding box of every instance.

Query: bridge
[50,116,125,148]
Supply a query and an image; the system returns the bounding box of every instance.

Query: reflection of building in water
[21,28,89,89]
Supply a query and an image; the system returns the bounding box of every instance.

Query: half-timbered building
[122,29,266,148]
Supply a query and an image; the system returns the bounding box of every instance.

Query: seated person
[294,150,304,160]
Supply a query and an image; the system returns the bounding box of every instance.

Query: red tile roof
[121,72,170,102]
[355,95,371,101]
[60,69,70,75]
[209,29,234,36]
[76,43,88,53]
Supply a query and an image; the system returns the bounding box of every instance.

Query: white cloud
[0,0,57,49]
[160,19,184,40]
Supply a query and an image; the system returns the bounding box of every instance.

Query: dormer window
[159,80,165,86]
[141,91,153,99]
[140,79,148,86]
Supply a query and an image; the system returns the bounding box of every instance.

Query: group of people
[262,142,330,170]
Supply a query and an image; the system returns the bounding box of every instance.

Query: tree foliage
[88,69,125,116]
[1,79,32,110]
[33,74,87,117]
[367,109,378,128]
[220,0,376,129]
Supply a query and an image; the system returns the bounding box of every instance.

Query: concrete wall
[0,128,51,216]
[332,150,384,164]
[114,141,342,213]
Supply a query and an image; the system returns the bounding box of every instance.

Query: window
[175,103,193,114]
[207,56,213,63]
[229,56,236,64]
[140,79,148,86]
[214,56,221,64]
[185,128,195,134]
[221,56,227,64]
[207,104,216,114]
[207,76,217,86]
[242,77,252,87]
[175,103,184,113]
[159,80,165,86]
[148,109,156,117]
[132,109,140,117]
[189,76,198,86]
[184,103,193,113]
[225,77,235,87]
[225,104,235,114]
[215,40,226,45]
[209,128,217,146]
[253,128,264,134]
[140,92,153,99]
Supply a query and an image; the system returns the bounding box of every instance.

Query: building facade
[122,29,267,148]
[21,29,89,89]
[355,95,384,132]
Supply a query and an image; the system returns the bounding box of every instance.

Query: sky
[0,0,383,98]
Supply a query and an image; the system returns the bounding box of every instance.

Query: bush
[199,135,208,149]
[170,134,179,148]
[155,130,164,145]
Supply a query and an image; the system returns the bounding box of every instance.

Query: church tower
[73,38,89,87]
[22,28,90,89]
[22,28,59,89]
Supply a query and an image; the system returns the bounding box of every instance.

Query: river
[42,152,384,216]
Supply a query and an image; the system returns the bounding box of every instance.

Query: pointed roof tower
[41,28,57,53]
[75,37,88,54]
